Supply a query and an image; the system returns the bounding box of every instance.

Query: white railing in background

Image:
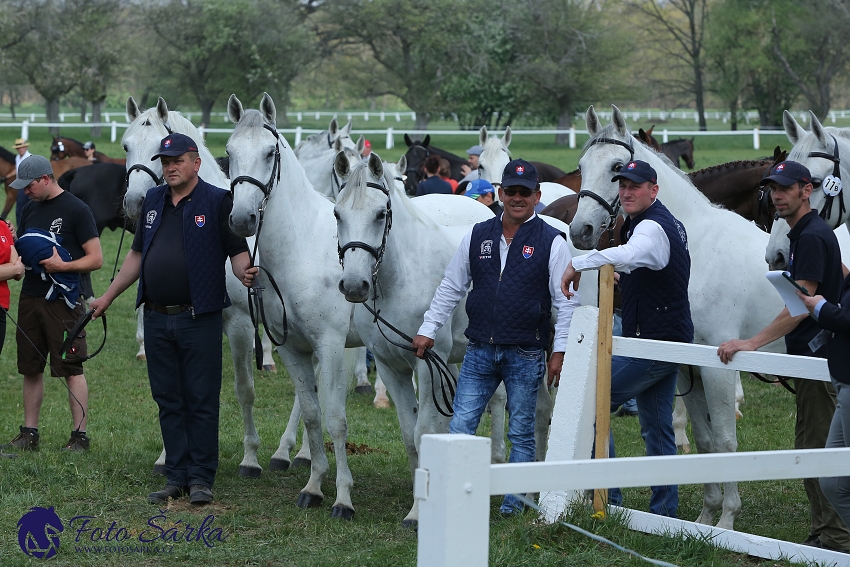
[415,305,850,567]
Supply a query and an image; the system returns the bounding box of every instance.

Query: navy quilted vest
[465,215,564,347]
[136,178,231,315]
[619,200,693,343]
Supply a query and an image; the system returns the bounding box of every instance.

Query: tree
[625,0,710,131]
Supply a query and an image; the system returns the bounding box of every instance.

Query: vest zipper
[191,306,196,320]
[490,271,503,344]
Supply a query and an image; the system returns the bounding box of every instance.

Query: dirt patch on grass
[324,441,387,455]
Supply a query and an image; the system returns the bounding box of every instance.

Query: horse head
[334,152,405,303]
[401,134,431,195]
[637,126,661,151]
[50,136,67,160]
[294,117,355,162]
[477,125,511,189]
[683,138,696,169]
[227,92,280,237]
[766,110,850,269]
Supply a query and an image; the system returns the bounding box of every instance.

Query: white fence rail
[416,305,848,567]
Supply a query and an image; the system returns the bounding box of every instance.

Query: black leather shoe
[147,485,188,504]
[189,485,213,505]
[9,426,39,451]
[802,535,849,553]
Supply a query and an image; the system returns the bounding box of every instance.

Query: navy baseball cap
[465,179,495,199]
[760,160,812,187]
[612,160,657,184]
[501,159,539,190]
[151,133,199,160]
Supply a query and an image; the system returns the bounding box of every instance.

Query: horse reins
[809,135,845,230]
[229,123,289,369]
[578,136,635,246]
[336,176,457,417]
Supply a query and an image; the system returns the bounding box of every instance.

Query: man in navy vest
[412,158,581,516]
[90,133,257,506]
[718,160,850,552]
[561,159,693,518]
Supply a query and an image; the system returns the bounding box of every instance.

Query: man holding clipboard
[718,160,849,552]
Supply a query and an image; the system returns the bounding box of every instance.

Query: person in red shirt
[0,219,24,458]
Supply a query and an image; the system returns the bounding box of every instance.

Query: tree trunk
[46,98,61,135]
[555,108,572,146]
[729,98,737,131]
[693,61,707,131]
[80,100,87,122]
[200,99,215,129]
[90,98,104,138]
[414,112,430,131]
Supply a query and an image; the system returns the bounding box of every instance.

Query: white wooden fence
[415,305,850,567]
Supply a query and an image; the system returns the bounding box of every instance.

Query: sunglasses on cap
[502,187,537,198]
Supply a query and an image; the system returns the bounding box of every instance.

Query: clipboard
[766,271,809,317]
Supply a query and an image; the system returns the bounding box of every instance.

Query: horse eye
[122,144,128,153]
[376,210,386,221]
[613,164,623,172]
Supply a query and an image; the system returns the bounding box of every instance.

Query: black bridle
[229,123,289,369]
[578,136,635,245]
[336,176,457,417]
[808,135,846,230]
[404,145,430,190]
[124,120,173,188]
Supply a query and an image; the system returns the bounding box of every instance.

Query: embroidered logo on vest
[522,245,534,258]
[480,239,492,259]
[195,215,206,228]
[146,210,156,228]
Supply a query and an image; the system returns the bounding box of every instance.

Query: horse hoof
[373,399,391,409]
[401,518,418,530]
[238,465,262,478]
[136,353,147,361]
[735,410,743,420]
[297,492,323,509]
[262,364,276,373]
[292,457,311,469]
[355,384,374,395]
[331,505,355,520]
[269,457,290,471]
[152,464,166,476]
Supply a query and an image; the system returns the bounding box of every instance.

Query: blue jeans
[450,339,545,514]
[607,355,679,517]
[144,308,223,489]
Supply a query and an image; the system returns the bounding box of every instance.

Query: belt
[144,302,192,315]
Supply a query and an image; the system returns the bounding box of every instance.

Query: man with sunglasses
[412,158,580,516]
[560,159,693,518]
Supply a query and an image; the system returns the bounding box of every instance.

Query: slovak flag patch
[516,165,524,175]
[195,215,206,227]
[776,163,785,171]
[522,245,534,258]
[164,139,172,148]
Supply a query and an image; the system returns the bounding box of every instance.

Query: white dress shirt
[571,216,670,273]
[15,150,31,169]
[417,214,581,352]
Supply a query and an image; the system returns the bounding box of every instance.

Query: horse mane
[689,158,773,178]
[480,136,511,164]
[60,135,84,146]
[338,156,432,224]
[0,144,16,163]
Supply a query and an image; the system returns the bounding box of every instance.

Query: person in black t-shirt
[5,155,102,453]
[718,160,850,552]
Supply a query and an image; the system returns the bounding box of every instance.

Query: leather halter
[337,181,393,278]
[578,136,635,244]
[125,120,174,188]
[808,135,845,230]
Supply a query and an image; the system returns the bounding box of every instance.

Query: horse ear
[479,126,488,147]
[638,128,648,143]
[333,137,344,152]
[611,105,627,138]
[503,126,511,148]
[333,150,352,180]
[356,136,365,154]
[156,97,169,123]
[422,134,430,147]
[586,105,601,136]
[783,110,807,145]
[260,93,276,126]
[647,125,655,136]
[127,96,140,120]
[227,94,244,124]
[404,133,413,147]
[329,118,339,136]
[397,154,406,173]
[367,152,384,179]
[810,111,829,148]
[341,120,352,136]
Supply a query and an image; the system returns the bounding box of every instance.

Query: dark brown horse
[51,136,125,165]
[402,134,467,195]
[662,138,695,169]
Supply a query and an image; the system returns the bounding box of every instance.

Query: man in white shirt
[561,159,693,518]
[413,158,580,516]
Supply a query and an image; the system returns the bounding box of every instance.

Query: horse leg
[700,366,741,529]
[222,311,261,478]
[735,371,744,420]
[270,393,301,471]
[292,421,312,468]
[673,395,691,454]
[487,383,508,464]
[351,347,374,395]
[373,373,391,408]
[153,446,166,475]
[135,306,146,361]
[261,331,276,372]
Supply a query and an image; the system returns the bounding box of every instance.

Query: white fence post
[395,112,401,122]
[380,111,385,122]
[59,113,64,122]
[832,111,837,123]
[110,121,117,143]
[569,127,576,149]
[297,112,302,122]
[30,113,35,122]
[753,127,760,150]
[21,120,28,140]
[104,112,109,122]
[295,126,302,146]
[417,434,490,567]
[662,129,669,143]
[386,127,394,149]
[364,112,369,122]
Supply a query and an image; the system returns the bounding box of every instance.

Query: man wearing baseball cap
[562,159,693,518]
[460,144,482,183]
[90,133,257,506]
[465,178,501,215]
[6,154,102,453]
[413,158,580,516]
[12,138,32,226]
[718,160,850,550]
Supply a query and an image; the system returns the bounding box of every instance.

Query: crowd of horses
[13,96,850,533]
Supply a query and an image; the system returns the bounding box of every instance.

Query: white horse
[765,110,850,270]
[475,125,572,205]
[226,93,366,520]
[295,119,364,202]
[569,105,787,529]
[122,96,274,478]
[294,118,353,162]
